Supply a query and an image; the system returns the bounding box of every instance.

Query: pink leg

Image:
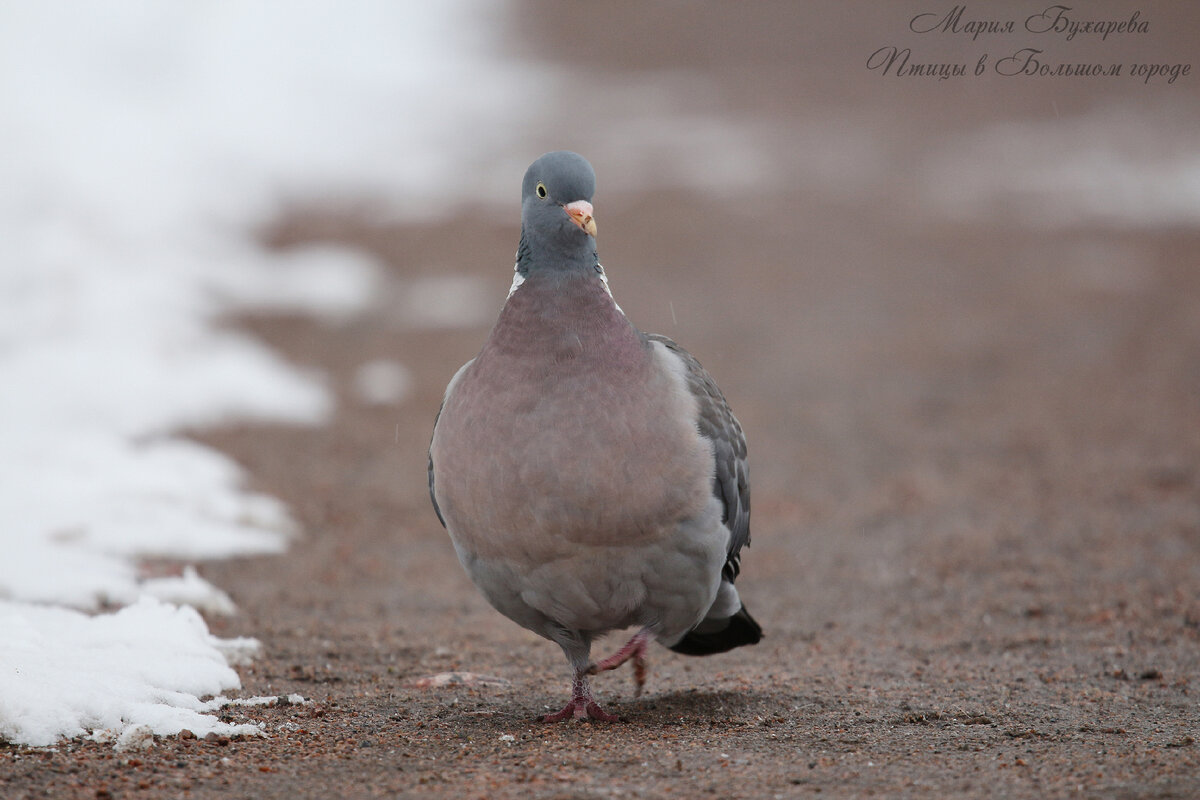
[541,670,619,723]
[587,629,652,697]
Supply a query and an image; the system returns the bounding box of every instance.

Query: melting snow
[0,0,531,748]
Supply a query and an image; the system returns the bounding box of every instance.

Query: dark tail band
[667,605,763,656]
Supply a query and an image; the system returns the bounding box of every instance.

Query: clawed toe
[542,668,621,723]
[541,696,619,723]
[584,701,620,722]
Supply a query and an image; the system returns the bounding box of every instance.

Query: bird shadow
[615,687,775,725]
[453,686,779,733]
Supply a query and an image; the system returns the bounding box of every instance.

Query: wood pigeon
[428,151,761,722]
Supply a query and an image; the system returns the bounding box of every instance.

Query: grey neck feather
[515,227,598,277]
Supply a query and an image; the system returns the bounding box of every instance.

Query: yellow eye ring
[536,182,548,199]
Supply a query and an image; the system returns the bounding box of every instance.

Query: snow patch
[140,567,238,617]
[0,0,527,749]
[0,599,264,748]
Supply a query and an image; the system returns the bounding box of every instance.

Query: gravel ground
[4,3,1199,798]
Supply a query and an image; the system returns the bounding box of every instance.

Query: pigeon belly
[430,278,726,640]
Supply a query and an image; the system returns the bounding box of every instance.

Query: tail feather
[667,604,763,656]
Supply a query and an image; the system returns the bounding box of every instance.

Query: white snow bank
[0,0,534,748]
[0,599,264,748]
[0,437,298,612]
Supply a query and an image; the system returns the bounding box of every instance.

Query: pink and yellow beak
[564,200,597,237]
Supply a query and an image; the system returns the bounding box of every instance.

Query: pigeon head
[517,151,598,274]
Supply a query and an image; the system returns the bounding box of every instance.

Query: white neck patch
[596,263,624,314]
[507,264,525,298]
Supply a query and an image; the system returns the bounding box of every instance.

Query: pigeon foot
[587,628,652,697]
[541,670,619,723]
[541,696,620,723]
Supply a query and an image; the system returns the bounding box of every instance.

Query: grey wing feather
[646,334,750,579]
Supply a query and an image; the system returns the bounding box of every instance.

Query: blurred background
[2,0,1199,771]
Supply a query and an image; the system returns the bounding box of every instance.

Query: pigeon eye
[536,182,548,199]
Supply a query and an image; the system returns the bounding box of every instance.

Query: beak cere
[564,200,597,237]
